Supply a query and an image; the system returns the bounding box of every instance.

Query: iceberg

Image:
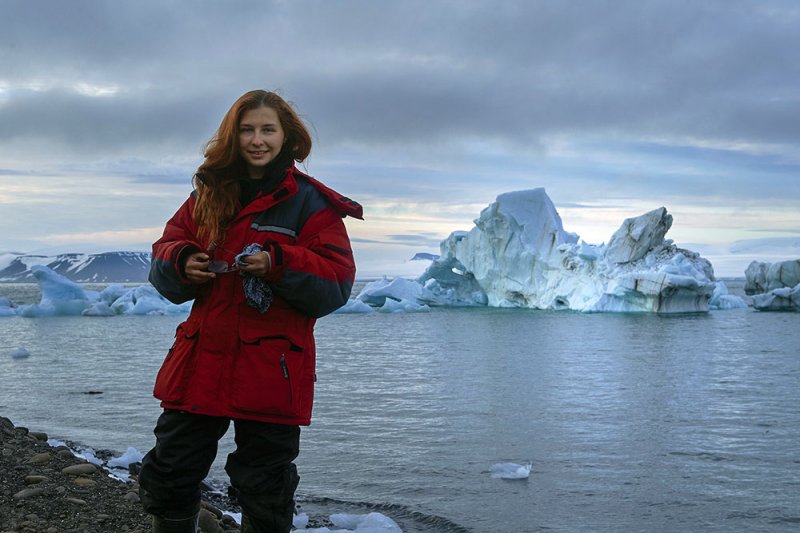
[346,276,431,313]
[3,265,193,318]
[418,188,720,313]
[745,259,800,294]
[751,284,800,312]
[744,259,800,311]
[19,265,92,316]
[708,281,748,310]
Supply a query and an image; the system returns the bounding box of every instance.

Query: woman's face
[238,105,286,179]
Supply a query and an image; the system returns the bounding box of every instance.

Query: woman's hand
[184,252,216,284]
[237,251,272,278]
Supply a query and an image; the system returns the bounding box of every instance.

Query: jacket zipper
[280,354,292,406]
[280,354,289,378]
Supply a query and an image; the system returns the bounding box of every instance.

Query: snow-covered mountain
[0,252,151,283]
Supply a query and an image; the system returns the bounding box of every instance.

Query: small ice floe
[293,513,309,529]
[10,347,30,359]
[490,461,532,479]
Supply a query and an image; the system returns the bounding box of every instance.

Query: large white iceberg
[417,188,727,313]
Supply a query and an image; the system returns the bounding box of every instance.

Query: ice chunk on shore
[294,512,402,532]
[418,188,718,313]
[490,462,532,479]
[107,446,144,468]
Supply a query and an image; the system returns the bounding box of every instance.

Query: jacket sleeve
[265,207,356,318]
[149,197,203,304]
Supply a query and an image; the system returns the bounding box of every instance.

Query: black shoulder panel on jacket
[249,176,329,240]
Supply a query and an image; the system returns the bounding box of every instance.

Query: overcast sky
[1,0,798,277]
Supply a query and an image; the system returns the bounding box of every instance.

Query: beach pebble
[28,452,52,465]
[73,477,97,487]
[198,509,223,533]
[57,449,75,459]
[202,500,224,518]
[62,463,98,476]
[25,475,48,485]
[64,497,87,505]
[13,487,45,500]
[124,491,141,503]
[30,431,48,441]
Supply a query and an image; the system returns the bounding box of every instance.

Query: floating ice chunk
[334,299,375,314]
[82,302,117,316]
[293,513,310,529]
[752,283,800,311]
[20,265,91,316]
[10,347,30,359]
[378,298,430,313]
[745,259,800,295]
[490,462,532,479]
[0,298,17,316]
[107,446,144,468]
[99,283,130,304]
[357,276,423,307]
[708,281,747,310]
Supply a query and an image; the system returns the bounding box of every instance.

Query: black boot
[151,513,199,533]
[241,504,295,533]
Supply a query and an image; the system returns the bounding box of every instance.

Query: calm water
[1,284,799,532]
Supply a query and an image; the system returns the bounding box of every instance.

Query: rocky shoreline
[0,416,240,533]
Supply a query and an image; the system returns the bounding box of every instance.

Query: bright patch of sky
[1,0,799,277]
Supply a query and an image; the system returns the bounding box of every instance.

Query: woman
[139,90,362,533]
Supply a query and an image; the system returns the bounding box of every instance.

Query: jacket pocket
[153,320,200,403]
[232,330,305,417]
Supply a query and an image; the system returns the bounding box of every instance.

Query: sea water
[1,283,799,532]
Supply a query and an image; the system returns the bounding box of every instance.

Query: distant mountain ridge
[0,252,151,283]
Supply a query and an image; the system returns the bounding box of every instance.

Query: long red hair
[192,90,313,245]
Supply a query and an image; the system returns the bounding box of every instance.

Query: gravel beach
[0,416,240,533]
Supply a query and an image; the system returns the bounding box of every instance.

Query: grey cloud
[1,0,799,164]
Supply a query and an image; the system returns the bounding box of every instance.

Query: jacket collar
[233,163,299,222]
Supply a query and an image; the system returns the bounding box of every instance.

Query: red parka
[149,165,362,425]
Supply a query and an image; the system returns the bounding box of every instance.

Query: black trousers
[139,409,300,531]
